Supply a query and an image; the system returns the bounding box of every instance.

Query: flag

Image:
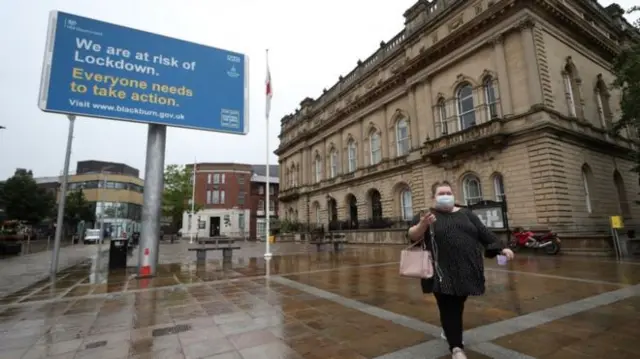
[266,51,273,118]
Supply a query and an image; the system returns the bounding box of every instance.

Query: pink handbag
[399,240,434,278]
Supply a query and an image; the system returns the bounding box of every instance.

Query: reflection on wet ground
[0,242,639,358]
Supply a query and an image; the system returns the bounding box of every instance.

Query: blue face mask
[435,195,455,209]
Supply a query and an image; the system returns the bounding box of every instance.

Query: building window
[581,165,592,214]
[238,175,244,185]
[347,139,357,172]
[313,202,321,224]
[396,117,410,156]
[207,174,212,184]
[614,170,630,217]
[483,76,498,119]
[314,154,322,182]
[212,190,220,204]
[290,165,297,186]
[258,199,265,211]
[270,185,275,194]
[369,189,383,220]
[493,174,505,202]
[462,174,483,205]
[238,192,245,205]
[269,200,275,211]
[401,189,413,220]
[595,75,612,130]
[457,83,476,130]
[370,131,382,165]
[213,174,220,184]
[220,190,225,204]
[206,190,212,204]
[437,98,448,136]
[562,58,583,119]
[330,148,339,178]
[259,186,264,195]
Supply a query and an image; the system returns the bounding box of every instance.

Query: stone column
[278,159,284,189]
[520,18,543,106]
[407,85,420,149]
[490,34,513,117]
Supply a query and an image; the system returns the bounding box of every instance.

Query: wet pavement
[0,241,639,358]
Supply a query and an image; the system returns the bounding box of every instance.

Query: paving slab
[0,242,638,358]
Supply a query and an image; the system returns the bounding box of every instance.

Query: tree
[0,169,55,223]
[62,189,95,234]
[162,164,199,231]
[612,6,640,172]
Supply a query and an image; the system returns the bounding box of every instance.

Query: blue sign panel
[39,11,249,134]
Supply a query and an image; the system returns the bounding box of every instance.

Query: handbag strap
[404,238,424,250]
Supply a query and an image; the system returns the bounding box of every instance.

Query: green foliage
[612,7,640,171]
[275,218,301,233]
[0,169,55,224]
[162,164,199,230]
[62,189,95,231]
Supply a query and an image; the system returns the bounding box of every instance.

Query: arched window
[457,83,476,130]
[368,189,383,220]
[437,98,448,135]
[396,117,410,156]
[562,57,583,118]
[347,139,357,172]
[400,189,413,220]
[290,165,297,187]
[614,170,631,216]
[483,76,498,119]
[462,174,483,205]
[346,194,358,228]
[581,165,592,214]
[493,174,505,202]
[285,168,290,187]
[313,202,321,224]
[595,74,612,130]
[370,131,382,165]
[329,148,339,178]
[314,154,322,182]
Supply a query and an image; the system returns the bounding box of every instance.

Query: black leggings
[434,292,467,351]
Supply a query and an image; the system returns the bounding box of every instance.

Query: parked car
[84,229,103,244]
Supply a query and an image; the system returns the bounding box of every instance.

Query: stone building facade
[275,0,639,235]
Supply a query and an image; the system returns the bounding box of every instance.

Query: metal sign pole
[50,114,76,276]
[138,124,166,278]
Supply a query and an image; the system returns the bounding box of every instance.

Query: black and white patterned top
[410,208,504,297]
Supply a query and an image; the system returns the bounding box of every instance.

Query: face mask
[435,195,455,209]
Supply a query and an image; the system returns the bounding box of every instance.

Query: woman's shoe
[451,347,467,359]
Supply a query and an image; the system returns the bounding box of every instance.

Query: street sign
[38,11,250,134]
[610,215,624,229]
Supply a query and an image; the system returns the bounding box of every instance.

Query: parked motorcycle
[509,228,561,255]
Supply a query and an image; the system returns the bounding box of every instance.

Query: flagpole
[189,159,196,244]
[264,49,273,259]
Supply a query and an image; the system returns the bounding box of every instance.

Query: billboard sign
[39,11,249,134]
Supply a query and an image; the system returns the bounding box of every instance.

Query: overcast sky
[0,0,636,179]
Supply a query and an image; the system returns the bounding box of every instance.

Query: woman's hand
[420,211,436,225]
[501,248,515,260]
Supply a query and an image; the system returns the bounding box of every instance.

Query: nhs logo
[65,19,76,30]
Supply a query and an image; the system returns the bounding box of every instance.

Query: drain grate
[85,340,107,349]
[151,324,192,337]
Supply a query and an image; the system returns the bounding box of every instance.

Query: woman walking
[407,181,514,359]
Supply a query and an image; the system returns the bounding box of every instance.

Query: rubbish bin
[268,235,275,244]
[108,238,128,270]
